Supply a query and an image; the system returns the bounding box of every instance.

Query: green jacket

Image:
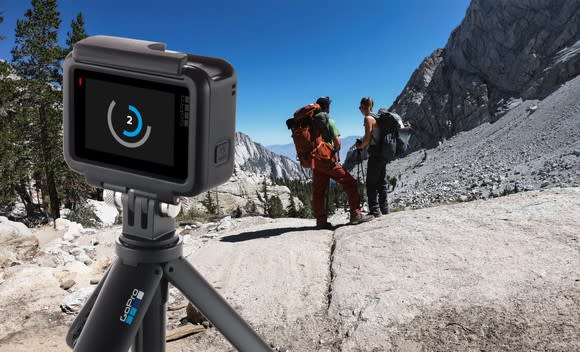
[314,112,340,147]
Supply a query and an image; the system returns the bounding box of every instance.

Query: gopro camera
[63,36,236,204]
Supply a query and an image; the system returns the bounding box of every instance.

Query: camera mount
[63,36,271,351]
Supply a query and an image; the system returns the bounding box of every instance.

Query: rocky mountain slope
[346,74,580,211]
[235,131,305,180]
[183,132,307,215]
[392,0,579,149]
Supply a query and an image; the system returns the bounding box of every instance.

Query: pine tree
[0,12,5,40]
[0,58,31,213]
[267,195,285,218]
[286,195,298,218]
[0,13,15,210]
[11,0,63,219]
[64,12,87,55]
[201,190,217,215]
[214,187,220,215]
[59,11,92,210]
[261,178,269,216]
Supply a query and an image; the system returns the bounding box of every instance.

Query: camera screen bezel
[72,68,190,182]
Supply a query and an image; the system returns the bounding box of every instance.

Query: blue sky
[0,0,470,146]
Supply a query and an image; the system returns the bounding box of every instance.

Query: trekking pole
[360,151,366,185]
[356,149,365,209]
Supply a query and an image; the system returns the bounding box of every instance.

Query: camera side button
[214,141,230,165]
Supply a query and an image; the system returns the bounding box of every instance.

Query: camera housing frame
[63,36,237,204]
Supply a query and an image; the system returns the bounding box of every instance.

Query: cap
[316,96,332,107]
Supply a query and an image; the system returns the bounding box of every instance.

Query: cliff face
[392,0,580,149]
[184,132,306,215]
[235,132,306,180]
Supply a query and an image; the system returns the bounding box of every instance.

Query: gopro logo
[120,289,145,325]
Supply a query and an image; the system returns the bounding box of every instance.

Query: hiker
[310,97,373,229]
[355,96,391,217]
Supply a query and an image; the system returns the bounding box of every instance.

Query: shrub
[64,203,101,227]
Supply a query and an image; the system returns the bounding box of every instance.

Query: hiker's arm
[333,135,341,151]
[356,116,374,149]
[332,135,341,161]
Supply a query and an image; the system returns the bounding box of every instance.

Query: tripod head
[105,189,180,241]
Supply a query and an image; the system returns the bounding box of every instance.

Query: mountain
[265,143,296,162]
[183,132,307,215]
[266,135,361,164]
[235,132,305,180]
[345,74,580,211]
[343,0,580,210]
[391,0,580,149]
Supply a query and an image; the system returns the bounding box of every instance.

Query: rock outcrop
[1,188,579,351]
[387,75,580,210]
[392,0,580,149]
[184,132,307,216]
[235,132,306,180]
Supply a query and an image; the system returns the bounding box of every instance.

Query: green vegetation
[201,190,219,215]
[176,206,211,225]
[63,203,100,227]
[0,1,91,221]
[243,199,259,216]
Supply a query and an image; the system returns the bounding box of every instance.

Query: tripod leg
[66,260,114,348]
[133,279,168,352]
[73,259,164,352]
[165,257,272,352]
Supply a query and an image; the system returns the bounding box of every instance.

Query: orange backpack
[285,104,336,168]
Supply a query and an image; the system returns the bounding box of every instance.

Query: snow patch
[87,199,119,226]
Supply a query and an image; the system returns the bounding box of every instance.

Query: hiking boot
[380,208,389,215]
[316,221,334,230]
[349,213,374,225]
[369,211,381,218]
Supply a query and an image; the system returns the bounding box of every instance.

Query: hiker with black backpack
[355,96,401,217]
[286,96,373,229]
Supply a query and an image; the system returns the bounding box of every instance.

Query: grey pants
[366,155,389,214]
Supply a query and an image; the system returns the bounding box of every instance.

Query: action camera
[63,36,237,204]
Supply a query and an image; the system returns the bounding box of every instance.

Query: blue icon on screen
[107,100,152,148]
[123,105,143,138]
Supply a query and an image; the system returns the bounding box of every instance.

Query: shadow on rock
[220,226,314,243]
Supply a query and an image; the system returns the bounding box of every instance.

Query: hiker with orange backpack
[286,96,373,229]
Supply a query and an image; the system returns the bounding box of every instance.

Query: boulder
[0,216,32,240]
[61,286,95,313]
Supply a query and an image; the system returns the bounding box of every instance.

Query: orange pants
[312,160,361,224]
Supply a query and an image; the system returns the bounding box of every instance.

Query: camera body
[63,36,237,204]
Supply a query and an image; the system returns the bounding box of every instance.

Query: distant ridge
[266,135,361,164]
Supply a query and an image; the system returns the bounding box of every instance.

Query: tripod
[66,190,272,352]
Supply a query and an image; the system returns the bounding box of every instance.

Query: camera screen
[73,69,190,181]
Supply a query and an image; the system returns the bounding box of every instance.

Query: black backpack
[371,109,408,160]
